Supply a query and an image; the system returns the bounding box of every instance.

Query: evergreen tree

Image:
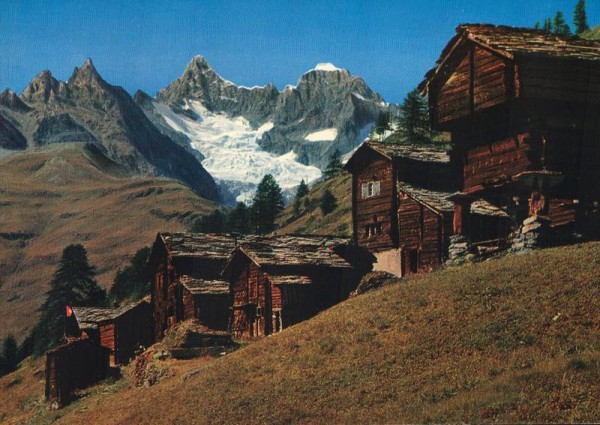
[375,111,391,139]
[534,21,541,30]
[398,89,431,144]
[324,150,343,179]
[1,335,18,374]
[109,247,151,305]
[227,202,251,234]
[296,179,309,199]
[574,0,590,34]
[17,334,34,363]
[292,199,301,217]
[543,18,553,33]
[319,190,337,215]
[553,11,571,36]
[192,209,227,233]
[251,174,284,234]
[33,244,107,356]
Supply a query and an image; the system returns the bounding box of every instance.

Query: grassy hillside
[0,143,218,341]
[276,172,352,236]
[581,25,600,40]
[3,242,597,424]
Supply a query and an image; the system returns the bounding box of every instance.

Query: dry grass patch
[33,242,600,424]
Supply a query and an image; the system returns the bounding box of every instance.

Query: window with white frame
[361,180,380,199]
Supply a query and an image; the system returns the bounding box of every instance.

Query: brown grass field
[0,143,217,341]
[2,241,598,424]
[276,172,352,237]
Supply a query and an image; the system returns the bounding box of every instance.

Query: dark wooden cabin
[148,232,241,339]
[46,338,110,406]
[344,141,457,275]
[70,299,153,365]
[180,275,230,331]
[222,235,359,339]
[397,182,510,274]
[420,24,600,242]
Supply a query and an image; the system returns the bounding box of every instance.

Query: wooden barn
[397,182,510,274]
[222,235,359,339]
[148,232,241,339]
[419,24,600,245]
[69,299,153,365]
[46,338,110,406]
[179,275,230,331]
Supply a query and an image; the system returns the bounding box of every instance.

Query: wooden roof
[398,182,509,218]
[421,24,600,92]
[345,141,449,171]
[180,275,230,295]
[72,299,150,329]
[268,275,313,285]
[158,232,240,259]
[234,235,352,269]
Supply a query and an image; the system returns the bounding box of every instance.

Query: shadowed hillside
[2,242,597,424]
[276,172,352,236]
[0,143,218,341]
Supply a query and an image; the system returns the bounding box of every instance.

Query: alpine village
[1,2,600,424]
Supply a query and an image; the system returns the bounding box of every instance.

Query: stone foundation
[511,216,552,252]
[447,234,475,265]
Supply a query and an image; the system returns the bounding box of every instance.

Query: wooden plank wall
[231,258,268,338]
[113,302,154,365]
[194,295,230,331]
[45,339,109,406]
[463,133,532,192]
[473,47,511,111]
[437,47,472,123]
[356,157,396,251]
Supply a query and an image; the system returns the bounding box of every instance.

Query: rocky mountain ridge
[0,59,219,200]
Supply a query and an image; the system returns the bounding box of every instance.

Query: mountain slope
[581,25,600,40]
[0,143,218,341]
[276,172,352,236]
[4,242,598,424]
[0,59,219,200]
[139,57,386,203]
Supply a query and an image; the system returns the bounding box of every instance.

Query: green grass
[10,241,595,424]
[581,25,600,40]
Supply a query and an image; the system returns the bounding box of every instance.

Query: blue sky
[1,0,597,103]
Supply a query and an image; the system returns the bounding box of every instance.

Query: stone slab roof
[398,182,509,218]
[239,235,351,268]
[366,141,450,164]
[180,275,230,295]
[268,275,313,285]
[158,232,240,259]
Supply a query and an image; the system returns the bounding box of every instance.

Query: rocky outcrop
[1,59,219,200]
[0,115,27,150]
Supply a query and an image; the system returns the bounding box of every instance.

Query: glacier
[153,99,322,204]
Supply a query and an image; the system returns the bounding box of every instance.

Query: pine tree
[398,89,431,144]
[543,18,553,33]
[33,244,107,356]
[534,22,541,30]
[227,202,251,234]
[192,209,227,233]
[109,247,151,305]
[296,179,309,199]
[375,111,391,139]
[319,190,337,215]
[251,174,284,234]
[324,150,343,179]
[574,0,590,34]
[1,335,18,374]
[553,11,571,36]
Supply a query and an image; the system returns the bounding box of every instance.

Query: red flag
[66,305,73,317]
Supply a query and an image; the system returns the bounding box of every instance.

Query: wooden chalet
[69,299,153,365]
[148,232,241,339]
[397,182,509,274]
[46,338,110,406]
[222,235,359,339]
[420,24,600,243]
[180,275,230,331]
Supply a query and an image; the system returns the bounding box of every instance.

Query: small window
[361,181,381,199]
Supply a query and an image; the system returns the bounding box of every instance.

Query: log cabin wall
[231,256,270,339]
[112,302,154,365]
[397,194,451,275]
[45,339,110,406]
[150,244,171,340]
[194,294,230,331]
[355,156,397,252]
